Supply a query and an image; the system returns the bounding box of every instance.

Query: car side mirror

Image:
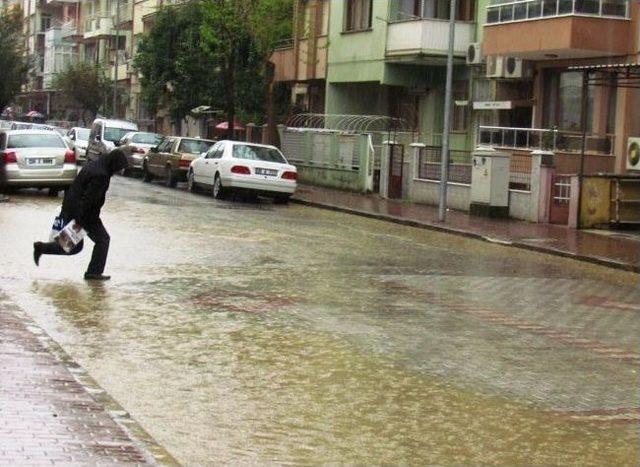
[114,140,121,147]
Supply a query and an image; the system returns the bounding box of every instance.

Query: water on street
[1,177,638,465]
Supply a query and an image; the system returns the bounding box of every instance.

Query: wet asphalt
[0,176,638,465]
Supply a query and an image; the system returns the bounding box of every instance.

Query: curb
[0,291,179,466]
[291,197,640,274]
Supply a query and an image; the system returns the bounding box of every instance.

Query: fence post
[358,134,373,193]
[531,150,555,223]
[379,140,395,198]
[408,143,426,202]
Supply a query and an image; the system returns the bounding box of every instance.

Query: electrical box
[470,147,510,218]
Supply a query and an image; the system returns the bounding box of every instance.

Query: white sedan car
[188,141,297,203]
[0,129,77,194]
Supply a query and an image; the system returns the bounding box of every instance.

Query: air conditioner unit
[504,57,524,79]
[486,56,504,78]
[626,137,640,171]
[466,43,484,65]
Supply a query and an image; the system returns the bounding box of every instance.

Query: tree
[135,2,221,132]
[200,0,293,140]
[0,6,30,114]
[54,63,112,125]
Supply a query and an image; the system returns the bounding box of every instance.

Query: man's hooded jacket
[61,150,128,227]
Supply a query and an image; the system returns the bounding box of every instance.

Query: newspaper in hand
[55,219,86,253]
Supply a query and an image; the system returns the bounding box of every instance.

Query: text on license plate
[255,168,278,176]
[27,158,54,165]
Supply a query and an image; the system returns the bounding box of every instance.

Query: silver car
[116,131,162,175]
[0,130,78,193]
[66,127,91,163]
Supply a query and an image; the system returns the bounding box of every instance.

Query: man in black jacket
[33,149,128,281]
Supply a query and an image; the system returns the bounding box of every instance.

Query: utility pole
[112,0,120,118]
[438,0,457,222]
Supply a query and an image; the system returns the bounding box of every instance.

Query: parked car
[188,141,297,203]
[143,136,216,187]
[86,118,138,162]
[0,121,12,130]
[0,129,78,195]
[10,122,32,130]
[65,127,91,163]
[116,131,163,175]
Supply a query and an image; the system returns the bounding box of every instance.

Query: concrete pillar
[357,134,373,193]
[531,150,555,223]
[568,175,580,229]
[379,140,395,198]
[408,143,426,201]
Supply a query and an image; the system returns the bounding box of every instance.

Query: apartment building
[271,0,330,114]
[482,0,636,173]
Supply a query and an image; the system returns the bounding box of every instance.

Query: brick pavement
[0,296,176,466]
[292,184,640,273]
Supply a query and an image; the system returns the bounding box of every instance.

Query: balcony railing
[477,126,615,155]
[486,0,630,24]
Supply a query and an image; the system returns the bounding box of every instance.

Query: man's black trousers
[40,218,111,275]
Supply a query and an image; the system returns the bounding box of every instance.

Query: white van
[86,118,138,162]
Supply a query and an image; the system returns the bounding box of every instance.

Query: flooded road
[1,177,639,465]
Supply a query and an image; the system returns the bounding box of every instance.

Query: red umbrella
[26,110,44,118]
[215,120,245,131]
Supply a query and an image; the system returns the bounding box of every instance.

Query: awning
[215,120,245,131]
[568,62,640,89]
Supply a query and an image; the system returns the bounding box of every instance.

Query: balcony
[83,15,116,39]
[272,40,295,82]
[60,19,80,39]
[115,2,133,29]
[484,0,632,60]
[386,19,475,60]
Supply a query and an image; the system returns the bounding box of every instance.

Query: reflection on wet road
[1,177,639,464]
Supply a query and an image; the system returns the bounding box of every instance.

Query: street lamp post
[113,0,120,118]
[438,0,458,222]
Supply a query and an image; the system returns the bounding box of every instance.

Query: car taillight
[132,146,146,154]
[64,150,76,163]
[179,159,191,168]
[3,150,17,164]
[231,165,251,175]
[281,171,297,180]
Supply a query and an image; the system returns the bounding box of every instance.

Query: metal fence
[417,146,473,185]
[478,126,615,156]
[280,128,361,170]
[510,152,532,190]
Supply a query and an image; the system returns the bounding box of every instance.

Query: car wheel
[212,174,228,200]
[165,166,177,188]
[187,170,197,193]
[273,194,291,205]
[142,163,153,183]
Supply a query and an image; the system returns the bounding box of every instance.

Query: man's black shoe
[84,273,111,281]
[33,242,43,266]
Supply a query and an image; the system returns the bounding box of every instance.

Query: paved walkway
[0,294,176,466]
[292,185,640,273]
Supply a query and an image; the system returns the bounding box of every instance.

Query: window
[178,139,214,155]
[103,127,132,143]
[345,0,372,31]
[131,133,161,145]
[157,138,174,153]
[232,144,287,163]
[7,134,66,149]
[452,81,469,132]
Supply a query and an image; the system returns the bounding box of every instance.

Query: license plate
[27,158,54,165]
[255,168,278,177]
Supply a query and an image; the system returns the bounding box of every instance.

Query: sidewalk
[0,294,177,466]
[292,184,640,274]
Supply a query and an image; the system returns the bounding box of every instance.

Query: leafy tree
[135,2,221,132]
[201,0,293,139]
[0,6,30,113]
[54,62,112,125]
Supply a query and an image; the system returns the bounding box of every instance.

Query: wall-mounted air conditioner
[503,57,525,79]
[627,137,640,171]
[466,43,484,65]
[486,56,504,78]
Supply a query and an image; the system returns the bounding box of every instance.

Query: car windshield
[13,123,31,130]
[76,129,90,141]
[7,134,66,149]
[104,127,134,143]
[178,139,213,154]
[232,145,287,163]
[132,133,161,145]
